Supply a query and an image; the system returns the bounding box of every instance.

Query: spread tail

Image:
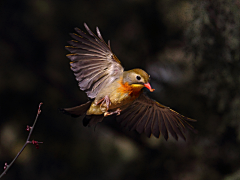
[60,101,92,117]
[60,101,104,126]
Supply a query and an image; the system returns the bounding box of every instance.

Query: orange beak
[144,83,155,92]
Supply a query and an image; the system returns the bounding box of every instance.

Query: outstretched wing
[116,93,196,141]
[66,23,123,99]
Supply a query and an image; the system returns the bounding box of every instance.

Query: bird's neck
[119,78,143,97]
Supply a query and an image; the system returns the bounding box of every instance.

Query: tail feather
[61,101,104,127]
[60,101,92,117]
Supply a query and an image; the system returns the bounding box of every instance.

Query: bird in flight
[61,23,196,141]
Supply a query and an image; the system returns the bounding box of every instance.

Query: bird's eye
[136,75,141,81]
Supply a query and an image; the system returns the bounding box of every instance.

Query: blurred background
[0,0,240,179]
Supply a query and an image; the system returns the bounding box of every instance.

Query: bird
[61,23,196,141]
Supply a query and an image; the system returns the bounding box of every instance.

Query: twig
[0,102,43,178]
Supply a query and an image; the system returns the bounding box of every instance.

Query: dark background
[0,0,240,179]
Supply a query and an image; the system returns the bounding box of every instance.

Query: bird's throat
[119,79,143,97]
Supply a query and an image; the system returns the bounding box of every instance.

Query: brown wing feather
[116,93,196,141]
[66,23,123,98]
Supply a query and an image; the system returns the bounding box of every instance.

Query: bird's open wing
[116,93,196,140]
[66,23,123,99]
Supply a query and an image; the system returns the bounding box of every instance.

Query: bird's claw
[96,95,111,110]
[104,108,122,117]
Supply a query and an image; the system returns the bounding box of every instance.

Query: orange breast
[118,78,141,98]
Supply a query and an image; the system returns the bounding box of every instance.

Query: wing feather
[117,93,196,140]
[66,46,106,56]
[66,23,123,99]
[166,113,186,140]
[121,105,141,129]
[158,110,168,140]
[68,36,107,54]
[144,107,154,138]
[152,110,160,138]
[126,105,143,130]
[74,28,109,52]
[129,107,147,131]
[163,112,178,140]
[135,106,150,134]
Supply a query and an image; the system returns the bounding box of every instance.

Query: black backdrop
[0,0,240,180]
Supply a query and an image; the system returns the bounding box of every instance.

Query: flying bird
[61,23,196,141]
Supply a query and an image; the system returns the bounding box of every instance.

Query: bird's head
[123,68,155,92]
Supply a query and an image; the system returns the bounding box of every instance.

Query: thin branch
[0,102,43,178]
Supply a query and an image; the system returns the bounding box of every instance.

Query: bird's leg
[104,108,122,117]
[96,95,111,110]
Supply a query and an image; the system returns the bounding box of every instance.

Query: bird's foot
[96,95,111,110]
[104,108,122,117]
